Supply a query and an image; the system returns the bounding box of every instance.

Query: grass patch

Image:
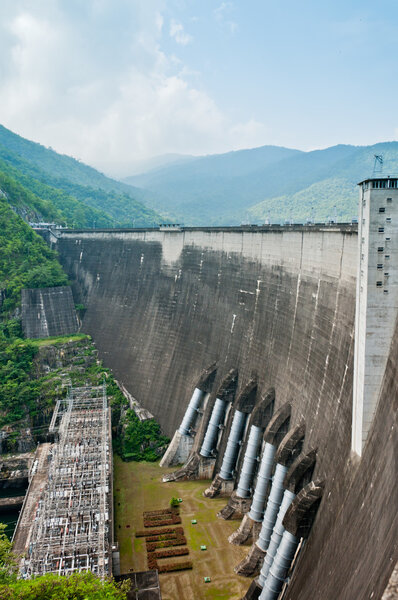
[203,583,236,600]
[133,537,144,554]
[29,333,89,347]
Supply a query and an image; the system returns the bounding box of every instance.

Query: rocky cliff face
[0,453,33,489]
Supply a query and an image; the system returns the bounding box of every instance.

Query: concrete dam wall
[55,225,398,599]
[57,226,357,439]
[21,286,78,339]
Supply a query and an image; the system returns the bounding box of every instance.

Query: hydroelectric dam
[52,181,398,600]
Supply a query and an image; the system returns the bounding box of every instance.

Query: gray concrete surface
[21,286,78,339]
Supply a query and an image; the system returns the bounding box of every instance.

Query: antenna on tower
[373,154,384,174]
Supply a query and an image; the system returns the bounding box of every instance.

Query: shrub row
[146,537,187,552]
[136,527,181,538]
[158,561,193,574]
[144,513,179,523]
[147,553,192,573]
[143,516,181,527]
[143,527,184,542]
[147,554,157,570]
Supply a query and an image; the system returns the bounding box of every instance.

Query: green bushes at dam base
[0,572,129,599]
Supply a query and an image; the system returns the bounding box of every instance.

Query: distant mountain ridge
[124,142,398,225]
[2,123,397,227]
[125,153,196,176]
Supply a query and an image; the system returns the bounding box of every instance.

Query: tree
[0,523,17,584]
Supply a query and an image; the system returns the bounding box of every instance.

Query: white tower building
[352,176,398,455]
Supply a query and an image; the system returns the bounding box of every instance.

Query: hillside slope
[125,142,398,224]
[0,125,161,227]
[0,158,113,228]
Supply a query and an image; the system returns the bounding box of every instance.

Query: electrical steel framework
[21,384,111,578]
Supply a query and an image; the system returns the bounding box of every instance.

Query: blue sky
[0,0,397,175]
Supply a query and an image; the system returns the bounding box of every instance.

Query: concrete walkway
[12,443,51,556]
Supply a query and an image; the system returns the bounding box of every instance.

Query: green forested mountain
[247,177,355,223]
[0,124,144,197]
[0,160,111,227]
[125,142,398,224]
[0,125,161,227]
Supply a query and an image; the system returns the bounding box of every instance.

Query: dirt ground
[113,456,251,600]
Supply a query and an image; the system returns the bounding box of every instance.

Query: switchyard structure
[20,385,112,578]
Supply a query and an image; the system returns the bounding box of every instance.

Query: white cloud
[214,2,238,33]
[229,119,268,149]
[214,2,233,19]
[155,12,164,33]
[169,19,192,46]
[0,1,265,177]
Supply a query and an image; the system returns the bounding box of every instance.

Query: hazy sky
[1,0,398,176]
